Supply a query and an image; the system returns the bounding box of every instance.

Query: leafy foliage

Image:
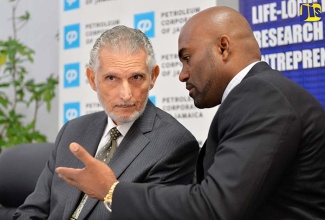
[0,0,58,150]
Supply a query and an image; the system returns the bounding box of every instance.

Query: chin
[194,95,220,109]
[193,98,206,109]
[194,100,215,109]
[108,110,143,124]
[194,103,205,109]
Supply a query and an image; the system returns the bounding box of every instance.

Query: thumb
[70,142,94,166]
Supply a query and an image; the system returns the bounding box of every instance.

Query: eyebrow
[178,48,185,59]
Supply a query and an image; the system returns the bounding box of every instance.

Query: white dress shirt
[95,117,134,155]
[214,61,260,111]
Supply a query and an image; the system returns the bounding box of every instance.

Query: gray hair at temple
[88,25,156,73]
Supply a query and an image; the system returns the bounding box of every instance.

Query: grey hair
[89,25,156,72]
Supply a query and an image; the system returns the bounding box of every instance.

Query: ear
[86,67,97,91]
[218,35,230,61]
[149,65,160,90]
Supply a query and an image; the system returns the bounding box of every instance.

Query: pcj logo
[64,0,80,11]
[134,11,155,38]
[64,23,80,49]
[64,63,80,88]
[300,3,322,21]
[63,102,80,123]
[149,96,156,105]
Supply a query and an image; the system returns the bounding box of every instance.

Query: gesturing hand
[55,142,117,200]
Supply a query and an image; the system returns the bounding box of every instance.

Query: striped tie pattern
[70,127,121,220]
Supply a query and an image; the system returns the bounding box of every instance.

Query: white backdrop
[59,0,218,145]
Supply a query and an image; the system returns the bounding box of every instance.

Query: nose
[179,67,189,82]
[119,81,132,101]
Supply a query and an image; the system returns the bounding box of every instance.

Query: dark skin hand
[55,142,117,200]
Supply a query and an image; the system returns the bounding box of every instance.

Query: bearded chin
[100,97,148,124]
[107,109,143,124]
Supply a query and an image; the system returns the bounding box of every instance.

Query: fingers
[56,167,79,179]
[56,168,77,186]
[55,142,118,199]
[69,142,94,167]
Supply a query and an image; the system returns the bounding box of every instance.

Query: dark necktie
[95,127,121,162]
[70,127,121,220]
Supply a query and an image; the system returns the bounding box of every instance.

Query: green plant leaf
[0,83,10,87]
[18,11,30,22]
[0,2,57,149]
[0,95,10,108]
[0,52,7,66]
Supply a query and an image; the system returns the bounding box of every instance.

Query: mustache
[186,82,195,89]
[113,102,136,107]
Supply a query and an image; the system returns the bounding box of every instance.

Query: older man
[14,26,199,220]
[57,6,325,220]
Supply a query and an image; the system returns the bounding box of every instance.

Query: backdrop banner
[240,0,325,108]
[59,0,217,145]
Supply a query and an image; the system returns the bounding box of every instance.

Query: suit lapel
[74,101,156,219]
[110,126,150,178]
[77,196,100,220]
[196,141,206,183]
[197,62,273,182]
[110,100,156,179]
[77,124,152,219]
[63,112,107,220]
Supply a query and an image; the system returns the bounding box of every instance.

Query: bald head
[179,6,261,73]
[177,6,261,108]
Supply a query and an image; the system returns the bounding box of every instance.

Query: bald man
[57,6,325,219]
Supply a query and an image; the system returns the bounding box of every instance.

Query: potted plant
[0,0,58,152]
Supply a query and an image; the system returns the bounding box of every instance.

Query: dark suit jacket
[111,62,325,220]
[14,101,199,220]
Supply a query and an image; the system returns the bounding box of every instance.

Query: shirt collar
[104,117,134,139]
[221,61,260,103]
